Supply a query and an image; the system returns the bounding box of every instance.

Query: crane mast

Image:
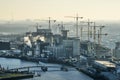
[65,14,83,38]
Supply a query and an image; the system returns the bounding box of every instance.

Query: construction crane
[97,27,108,45]
[76,23,88,41]
[80,26,83,41]
[80,22,107,44]
[57,21,65,31]
[35,23,42,32]
[57,21,74,36]
[65,14,83,38]
[48,17,56,30]
[57,21,73,31]
[28,23,42,32]
[34,17,56,30]
[80,19,93,41]
[92,23,107,44]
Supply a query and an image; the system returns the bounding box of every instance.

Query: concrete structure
[80,41,111,59]
[95,44,111,59]
[34,43,40,56]
[53,34,62,46]
[73,39,80,56]
[113,42,120,59]
[0,41,10,50]
[46,38,80,58]
[80,41,95,57]
[46,45,65,58]
[63,38,80,57]
[61,30,69,39]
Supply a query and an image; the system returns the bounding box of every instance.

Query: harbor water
[0,57,93,80]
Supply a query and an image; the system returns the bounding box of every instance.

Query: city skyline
[0,0,120,21]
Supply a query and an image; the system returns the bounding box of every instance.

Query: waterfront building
[46,45,65,58]
[46,38,80,58]
[95,44,111,59]
[63,38,80,57]
[80,40,111,59]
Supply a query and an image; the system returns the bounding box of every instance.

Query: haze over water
[0,20,120,49]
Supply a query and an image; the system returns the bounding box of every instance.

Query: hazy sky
[0,0,120,21]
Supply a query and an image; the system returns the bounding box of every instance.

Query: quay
[0,73,33,80]
[0,63,34,80]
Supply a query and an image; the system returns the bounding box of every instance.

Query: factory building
[63,38,80,58]
[0,41,10,50]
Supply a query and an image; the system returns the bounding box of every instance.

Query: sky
[0,0,120,21]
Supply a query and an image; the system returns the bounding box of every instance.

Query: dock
[0,73,33,80]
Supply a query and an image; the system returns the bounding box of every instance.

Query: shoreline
[0,56,96,79]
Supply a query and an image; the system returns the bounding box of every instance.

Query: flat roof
[95,60,116,68]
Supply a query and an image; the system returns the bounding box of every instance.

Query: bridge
[8,65,74,72]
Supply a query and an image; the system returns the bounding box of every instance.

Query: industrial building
[113,42,120,60]
[0,41,10,50]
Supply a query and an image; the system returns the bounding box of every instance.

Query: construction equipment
[80,22,107,45]
[35,23,42,32]
[34,17,56,30]
[28,23,42,32]
[47,17,56,30]
[93,23,107,44]
[57,22,66,31]
[57,21,73,31]
[80,19,93,41]
[65,14,83,38]
[97,30,108,45]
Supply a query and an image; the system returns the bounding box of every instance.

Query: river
[0,57,93,80]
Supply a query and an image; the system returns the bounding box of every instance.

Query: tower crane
[34,17,56,30]
[57,21,65,31]
[35,23,42,32]
[65,14,83,38]
[80,19,93,41]
[47,17,56,30]
[57,21,74,36]
[97,26,107,45]
[28,23,42,33]
[92,23,107,44]
[57,21,73,31]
